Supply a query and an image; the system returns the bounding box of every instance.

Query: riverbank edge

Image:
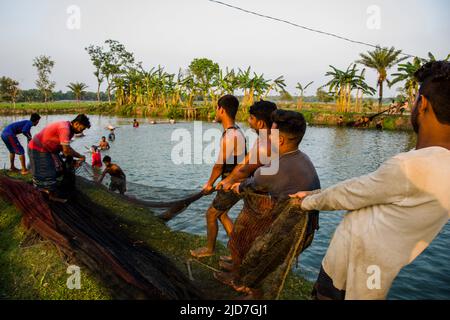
[0,103,412,131]
[0,172,313,300]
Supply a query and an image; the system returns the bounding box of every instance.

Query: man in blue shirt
[1,113,41,174]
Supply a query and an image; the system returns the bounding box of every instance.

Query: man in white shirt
[290,60,450,300]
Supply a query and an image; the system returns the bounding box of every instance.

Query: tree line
[1,39,448,113]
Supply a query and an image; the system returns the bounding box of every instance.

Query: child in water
[90,145,102,179]
[91,145,102,168]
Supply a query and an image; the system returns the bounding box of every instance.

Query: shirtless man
[216,100,278,193]
[99,136,110,150]
[190,95,247,258]
[98,155,126,194]
[214,110,321,294]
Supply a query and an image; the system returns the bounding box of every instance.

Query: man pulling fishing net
[28,114,91,203]
[214,110,321,298]
[190,95,247,258]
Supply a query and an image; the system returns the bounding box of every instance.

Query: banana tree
[389,52,450,105]
[323,65,348,112]
[296,81,314,110]
[263,75,286,99]
[237,67,252,106]
[389,57,422,106]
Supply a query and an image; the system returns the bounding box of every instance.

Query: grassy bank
[0,101,114,115]
[0,172,313,300]
[0,101,412,131]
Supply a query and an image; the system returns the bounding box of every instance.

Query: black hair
[102,136,106,139]
[217,95,239,119]
[271,109,306,145]
[415,61,450,125]
[30,113,41,123]
[72,114,91,128]
[103,156,111,162]
[249,100,278,128]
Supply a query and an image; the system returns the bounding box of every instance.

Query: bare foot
[220,255,232,262]
[219,260,234,272]
[48,194,68,203]
[235,288,262,300]
[20,170,30,175]
[213,271,250,293]
[10,167,19,172]
[190,247,214,258]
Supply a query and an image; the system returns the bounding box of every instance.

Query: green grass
[0,101,91,109]
[0,101,114,115]
[0,173,313,300]
[0,196,110,299]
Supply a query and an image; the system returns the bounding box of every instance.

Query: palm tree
[67,82,88,104]
[296,81,314,110]
[356,46,407,111]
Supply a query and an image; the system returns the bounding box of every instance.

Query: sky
[0,0,449,97]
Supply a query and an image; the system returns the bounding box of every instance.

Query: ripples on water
[1,114,448,299]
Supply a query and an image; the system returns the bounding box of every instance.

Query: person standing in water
[190,95,247,258]
[90,145,102,168]
[1,113,41,174]
[99,136,110,150]
[107,125,116,141]
[98,155,127,195]
[133,119,139,128]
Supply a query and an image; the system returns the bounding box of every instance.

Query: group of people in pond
[1,61,449,300]
[134,117,176,126]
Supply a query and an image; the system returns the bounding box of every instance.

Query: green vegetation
[0,101,112,115]
[67,82,89,105]
[32,55,56,103]
[295,81,314,110]
[356,46,407,110]
[0,77,20,108]
[322,64,376,113]
[0,173,313,299]
[3,39,445,132]
[0,193,110,299]
[389,53,450,105]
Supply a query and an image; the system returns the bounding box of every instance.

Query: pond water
[1,114,449,300]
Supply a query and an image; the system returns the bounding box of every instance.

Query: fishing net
[77,163,206,221]
[1,157,318,300]
[77,163,319,299]
[0,174,202,300]
[228,193,277,270]
[226,191,318,299]
[238,199,318,299]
